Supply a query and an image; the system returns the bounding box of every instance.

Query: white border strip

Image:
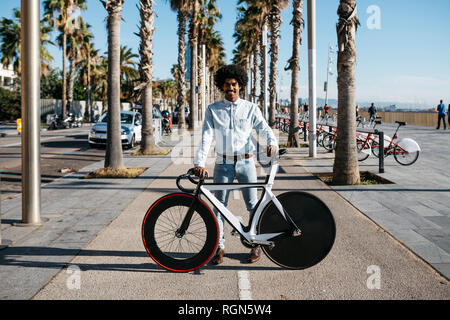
[237,271,252,300]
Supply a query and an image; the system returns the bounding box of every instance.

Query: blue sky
[1,0,449,107]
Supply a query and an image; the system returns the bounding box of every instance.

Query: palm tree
[286,0,304,147]
[268,0,289,128]
[205,30,225,102]
[119,45,139,102]
[102,0,125,170]
[43,0,87,118]
[233,1,268,102]
[136,0,156,154]
[58,16,92,114]
[0,8,55,78]
[158,79,177,109]
[188,0,203,130]
[77,45,100,121]
[198,0,221,118]
[332,0,360,185]
[170,0,189,132]
[93,56,109,114]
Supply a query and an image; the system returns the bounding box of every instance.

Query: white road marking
[237,271,252,300]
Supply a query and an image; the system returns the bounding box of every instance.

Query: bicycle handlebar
[175,148,288,193]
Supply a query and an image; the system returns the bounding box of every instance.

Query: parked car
[131,105,163,119]
[172,106,190,125]
[88,110,142,149]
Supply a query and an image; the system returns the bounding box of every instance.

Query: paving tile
[425,216,450,230]
[409,204,443,217]
[431,263,450,280]
[414,229,450,254]
[406,241,450,264]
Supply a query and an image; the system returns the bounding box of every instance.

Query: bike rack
[356,127,384,173]
[275,115,385,174]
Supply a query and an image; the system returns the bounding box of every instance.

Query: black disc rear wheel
[258,191,336,270]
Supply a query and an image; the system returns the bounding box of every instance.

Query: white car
[89,111,142,148]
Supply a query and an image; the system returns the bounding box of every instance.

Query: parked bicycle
[141,149,336,272]
[358,121,421,165]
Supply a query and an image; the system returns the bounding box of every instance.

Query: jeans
[437,114,446,129]
[213,157,258,249]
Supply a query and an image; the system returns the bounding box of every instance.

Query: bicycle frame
[185,161,298,247]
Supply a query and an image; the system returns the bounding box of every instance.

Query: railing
[323,111,439,128]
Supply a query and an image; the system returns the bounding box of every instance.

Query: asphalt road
[31,133,450,300]
[0,125,106,202]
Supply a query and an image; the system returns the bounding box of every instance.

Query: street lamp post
[324,44,334,107]
[307,0,317,157]
[262,24,269,121]
[16,0,44,226]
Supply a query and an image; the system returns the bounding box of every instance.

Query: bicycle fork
[175,181,203,238]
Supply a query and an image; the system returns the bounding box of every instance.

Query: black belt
[219,153,253,161]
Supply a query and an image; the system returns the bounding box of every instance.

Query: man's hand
[193,166,209,180]
[267,145,278,157]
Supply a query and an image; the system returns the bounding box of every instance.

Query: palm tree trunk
[268,6,281,128]
[288,0,304,147]
[332,0,360,185]
[259,20,267,113]
[189,39,198,129]
[68,58,76,114]
[189,0,200,130]
[252,43,259,104]
[85,46,91,121]
[62,32,67,118]
[138,0,156,154]
[198,42,203,121]
[177,10,187,132]
[105,0,124,170]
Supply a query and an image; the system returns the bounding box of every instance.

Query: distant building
[389,104,396,112]
[0,64,18,90]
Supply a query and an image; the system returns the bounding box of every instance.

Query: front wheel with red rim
[142,193,218,272]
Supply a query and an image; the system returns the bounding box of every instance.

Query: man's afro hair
[214,64,248,91]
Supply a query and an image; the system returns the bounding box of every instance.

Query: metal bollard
[0,174,12,250]
[378,131,384,173]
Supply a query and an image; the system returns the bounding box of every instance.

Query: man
[436,100,446,130]
[368,103,377,122]
[193,64,278,265]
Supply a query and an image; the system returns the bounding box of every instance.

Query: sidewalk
[297,123,450,279]
[0,132,186,299]
[1,126,449,300]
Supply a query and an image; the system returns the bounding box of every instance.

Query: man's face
[223,78,241,102]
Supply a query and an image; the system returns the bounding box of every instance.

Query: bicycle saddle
[395,121,407,126]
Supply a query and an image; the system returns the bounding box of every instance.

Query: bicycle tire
[322,133,336,151]
[142,193,219,272]
[393,147,419,166]
[357,139,370,161]
[258,191,336,270]
[371,141,380,157]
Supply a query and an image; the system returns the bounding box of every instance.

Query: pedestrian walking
[368,103,377,122]
[436,100,446,130]
[193,64,278,265]
[356,105,360,117]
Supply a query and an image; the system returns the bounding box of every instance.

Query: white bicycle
[141,149,336,272]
